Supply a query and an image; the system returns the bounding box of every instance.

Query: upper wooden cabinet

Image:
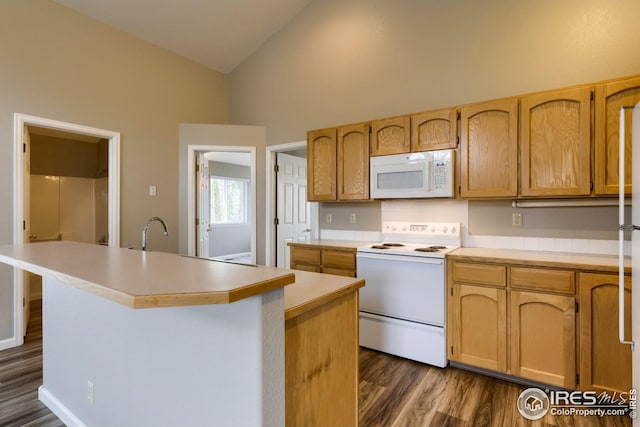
[307,128,337,201]
[338,123,370,200]
[370,116,410,156]
[459,98,518,198]
[595,76,640,195]
[411,108,457,152]
[520,87,592,197]
[307,124,370,202]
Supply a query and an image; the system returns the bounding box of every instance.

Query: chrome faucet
[141,217,169,251]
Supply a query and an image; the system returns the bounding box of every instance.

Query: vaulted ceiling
[53,0,312,74]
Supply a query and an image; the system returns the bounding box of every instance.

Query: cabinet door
[307,128,337,201]
[370,116,410,156]
[459,98,518,198]
[595,76,640,195]
[449,284,507,372]
[578,273,632,394]
[411,108,457,151]
[510,291,576,388]
[338,123,370,200]
[520,87,591,197]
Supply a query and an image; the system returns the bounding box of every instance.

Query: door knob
[304,228,311,232]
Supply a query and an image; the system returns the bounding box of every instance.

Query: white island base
[39,277,284,427]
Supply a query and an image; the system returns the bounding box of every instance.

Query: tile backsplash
[319,198,629,256]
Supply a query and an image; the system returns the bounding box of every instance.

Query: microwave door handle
[425,158,432,191]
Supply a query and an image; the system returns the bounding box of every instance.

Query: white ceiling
[204,151,251,166]
[53,0,312,74]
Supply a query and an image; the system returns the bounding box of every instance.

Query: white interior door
[276,153,311,268]
[196,153,210,258]
[22,127,31,337]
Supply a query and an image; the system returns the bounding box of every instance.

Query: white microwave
[370,149,454,199]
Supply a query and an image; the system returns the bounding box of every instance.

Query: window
[210,176,248,224]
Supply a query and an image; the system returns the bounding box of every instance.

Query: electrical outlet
[149,185,157,196]
[512,212,523,227]
[87,380,95,406]
[350,213,357,224]
[326,213,332,224]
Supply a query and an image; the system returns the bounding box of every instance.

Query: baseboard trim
[39,386,88,427]
[448,361,566,391]
[0,336,18,352]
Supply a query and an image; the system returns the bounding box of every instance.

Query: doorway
[265,141,318,268]
[187,145,257,264]
[9,113,120,349]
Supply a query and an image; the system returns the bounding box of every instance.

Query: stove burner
[371,245,391,249]
[427,245,447,250]
[415,247,440,253]
[381,243,405,247]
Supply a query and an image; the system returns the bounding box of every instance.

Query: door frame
[9,113,120,349]
[186,144,257,262]
[265,141,318,267]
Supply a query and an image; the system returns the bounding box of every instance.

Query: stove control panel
[382,222,460,237]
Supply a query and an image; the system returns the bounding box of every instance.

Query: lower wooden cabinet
[510,290,576,388]
[448,259,632,391]
[289,244,356,277]
[286,291,359,426]
[578,273,632,394]
[449,284,506,372]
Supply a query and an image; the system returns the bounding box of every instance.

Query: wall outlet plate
[512,212,523,227]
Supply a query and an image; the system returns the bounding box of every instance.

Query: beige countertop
[0,241,295,308]
[448,247,631,274]
[283,269,364,320]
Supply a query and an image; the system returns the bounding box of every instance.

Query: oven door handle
[356,252,444,265]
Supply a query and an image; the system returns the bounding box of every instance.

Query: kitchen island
[0,241,363,427]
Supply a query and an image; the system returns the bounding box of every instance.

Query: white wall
[0,0,227,342]
[229,0,640,146]
[41,278,284,427]
[228,0,640,244]
[31,175,106,244]
[209,224,251,258]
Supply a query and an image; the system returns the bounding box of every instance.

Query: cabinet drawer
[451,262,506,287]
[322,251,356,270]
[291,248,321,265]
[292,263,321,273]
[322,267,356,277]
[511,267,575,294]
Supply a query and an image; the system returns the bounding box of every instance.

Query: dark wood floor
[0,301,632,426]
[0,299,64,427]
[360,349,631,427]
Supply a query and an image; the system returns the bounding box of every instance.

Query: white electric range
[356,221,461,367]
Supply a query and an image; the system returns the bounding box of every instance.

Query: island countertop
[0,241,295,308]
[283,269,364,320]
